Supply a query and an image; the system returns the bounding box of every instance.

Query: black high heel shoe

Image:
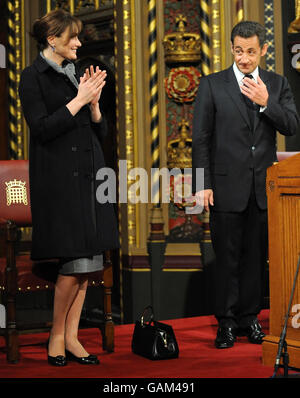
[47,338,67,366]
[48,354,67,366]
[65,349,100,365]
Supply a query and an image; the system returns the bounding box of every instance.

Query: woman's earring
[50,44,55,52]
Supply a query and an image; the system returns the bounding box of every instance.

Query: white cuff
[260,106,267,112]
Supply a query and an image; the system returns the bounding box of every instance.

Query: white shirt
[233,63,267,112]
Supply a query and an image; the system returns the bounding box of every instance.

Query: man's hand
[195,189,214,212]
[241,76,269,107]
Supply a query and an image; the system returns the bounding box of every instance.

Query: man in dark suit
[192,21,299,348]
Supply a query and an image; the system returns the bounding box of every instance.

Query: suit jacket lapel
[224,67,252,131]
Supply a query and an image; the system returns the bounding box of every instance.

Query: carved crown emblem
[167,119,192,169]
[163,15,201,64]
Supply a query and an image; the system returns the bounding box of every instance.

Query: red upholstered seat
[0,160,31,227]
[0,256,105,292]
[0,255,54,292]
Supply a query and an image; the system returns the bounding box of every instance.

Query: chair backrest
[0,160,32,226]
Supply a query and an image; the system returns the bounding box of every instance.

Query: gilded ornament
[5,179,28,206]
[163,14,201,64]
[288,0,300,33]
[167,119,192,170]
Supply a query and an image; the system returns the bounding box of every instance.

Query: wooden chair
[0,160,114,363]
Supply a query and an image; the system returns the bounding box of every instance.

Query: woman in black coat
[19,9,119,366]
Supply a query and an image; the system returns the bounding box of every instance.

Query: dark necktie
[242,74,258,131]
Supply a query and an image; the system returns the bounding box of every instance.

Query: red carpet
[0,310,276,379]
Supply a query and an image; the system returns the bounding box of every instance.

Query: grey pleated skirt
[58,254,104,275]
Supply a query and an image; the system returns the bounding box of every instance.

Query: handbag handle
[140,305,154,327]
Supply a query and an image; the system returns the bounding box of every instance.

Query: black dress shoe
[48,355,67,366]
[215,326,236,349]
[238,320,265,344]
[65,349,100,365]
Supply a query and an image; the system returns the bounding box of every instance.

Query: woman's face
[48,26,82,61]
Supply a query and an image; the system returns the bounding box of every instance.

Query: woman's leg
[65,275,90,357]
[48,274,80,357]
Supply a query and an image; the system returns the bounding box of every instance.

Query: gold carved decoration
[163,14,201,64]
[167,120,200,242]
[5,179,28,206]
[51,0,104,13]
[163,14,202,244]
[167,119,192,169]
[288,0,300,33]
[163,16,201,171]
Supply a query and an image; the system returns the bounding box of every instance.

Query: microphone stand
[272,254,300,378]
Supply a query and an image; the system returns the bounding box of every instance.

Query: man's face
[231,35,268,74]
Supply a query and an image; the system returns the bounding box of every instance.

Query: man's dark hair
[231,21,266,48]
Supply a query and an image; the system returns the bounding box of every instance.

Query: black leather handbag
[131,306,179,360]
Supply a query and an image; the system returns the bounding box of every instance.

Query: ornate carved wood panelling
[163,0,203,244]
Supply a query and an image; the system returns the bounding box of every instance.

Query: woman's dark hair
[31,9,82,51]
[231,21,266,48]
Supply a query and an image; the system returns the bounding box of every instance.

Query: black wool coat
[19,54,119,260]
